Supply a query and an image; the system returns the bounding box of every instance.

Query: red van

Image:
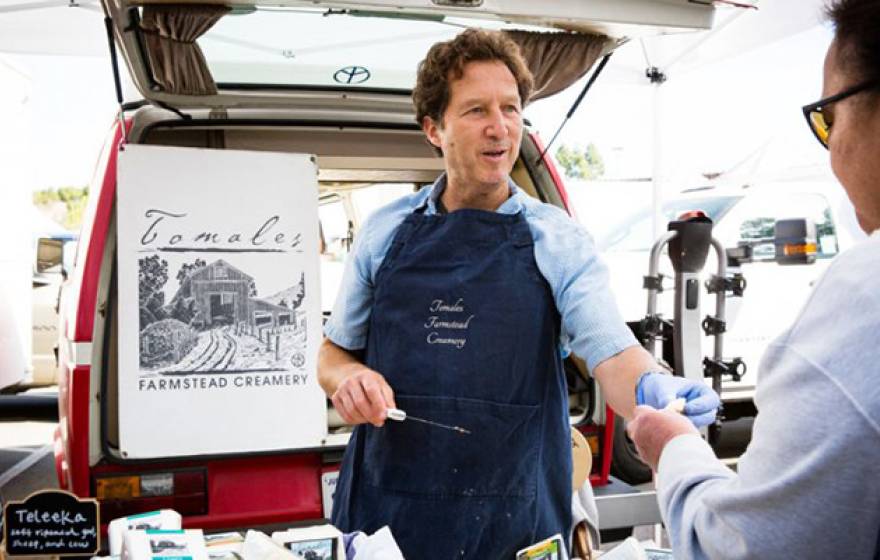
[55,0,716,535]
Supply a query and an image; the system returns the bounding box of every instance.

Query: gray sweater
[656,231,880,559]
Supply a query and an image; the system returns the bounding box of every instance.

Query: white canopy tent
[0,1,110,389]
[524,0,833,236]
[630,0,832,236]
[0,0,108,57]
[0,58,33,390]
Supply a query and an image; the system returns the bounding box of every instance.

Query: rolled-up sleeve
[536,213,637,371]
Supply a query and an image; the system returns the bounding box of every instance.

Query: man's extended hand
[331,365,396,427]
[637,372,720,428]
[626,405,699,470]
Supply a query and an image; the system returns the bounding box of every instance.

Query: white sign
[117,145,326,458]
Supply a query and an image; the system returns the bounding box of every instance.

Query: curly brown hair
[413,28,534,127]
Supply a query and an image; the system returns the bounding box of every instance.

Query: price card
[3,490,99,556]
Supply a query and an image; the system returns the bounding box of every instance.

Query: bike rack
[640,212,747,442]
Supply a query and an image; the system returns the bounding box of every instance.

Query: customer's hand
[637,372,720,428]
[331,365,396,427]
[626,406,699,470]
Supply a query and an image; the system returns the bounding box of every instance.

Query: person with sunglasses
[626,0,880,558]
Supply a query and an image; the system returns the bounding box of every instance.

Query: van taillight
[94,469,207,519]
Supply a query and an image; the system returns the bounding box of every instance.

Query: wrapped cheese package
[122,528,207,560]
[241,530,298,560]
[108,509,183,556]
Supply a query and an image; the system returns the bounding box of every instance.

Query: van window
[200,8,544,92]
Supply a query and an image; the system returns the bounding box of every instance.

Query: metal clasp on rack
[703,357,747,382]
[705,273,747,297]
[701,315,726,336]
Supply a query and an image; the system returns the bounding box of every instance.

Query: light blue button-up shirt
[324,175,638,371]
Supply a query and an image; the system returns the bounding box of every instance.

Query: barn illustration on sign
[138,256,307,374]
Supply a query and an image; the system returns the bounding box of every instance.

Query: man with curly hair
[320,28,720,558]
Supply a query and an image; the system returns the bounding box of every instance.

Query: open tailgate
[100,0,716,109]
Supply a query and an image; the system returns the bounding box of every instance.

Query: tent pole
[647,3,754,236]
[646,59,668,238]
[652,82,664,238]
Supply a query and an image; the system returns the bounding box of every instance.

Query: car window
[714,193,839,261]
[599,195,741,253]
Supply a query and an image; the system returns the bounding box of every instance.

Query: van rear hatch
[101,0,715,110]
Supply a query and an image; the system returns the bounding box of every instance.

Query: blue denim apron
[332,205,572,559]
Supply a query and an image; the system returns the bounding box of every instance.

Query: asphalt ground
[0,420,57,505]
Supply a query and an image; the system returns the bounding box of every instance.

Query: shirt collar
[421,173,525,215]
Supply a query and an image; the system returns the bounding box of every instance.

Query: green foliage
[64,196,89,230]
[554,144,582,179]
[584,144,605,179]
[554,143,605,180]
[32,187,89,230]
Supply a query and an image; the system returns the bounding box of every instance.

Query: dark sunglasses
[802,79,879,148]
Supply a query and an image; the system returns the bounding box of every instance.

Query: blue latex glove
[636,372,721,428]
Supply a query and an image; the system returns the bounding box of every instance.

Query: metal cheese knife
[386,408,472,435]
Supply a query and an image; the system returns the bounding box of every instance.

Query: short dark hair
[826,0,880,87]
[412,28,534,127]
